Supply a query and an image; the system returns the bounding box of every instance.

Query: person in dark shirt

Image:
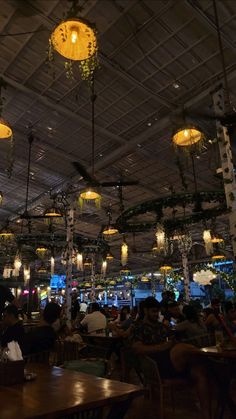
[132,297,212,419]
[1,304,24,350]
[0,285,19,319]
[24,302,61,355]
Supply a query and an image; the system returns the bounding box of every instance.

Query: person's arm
[132,339,174,355]
[80,315,88,327]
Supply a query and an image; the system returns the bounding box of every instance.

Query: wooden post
[213,89,236,257]
[65,206,74,321]
[182,252,190,302]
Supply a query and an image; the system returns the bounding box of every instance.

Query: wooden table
[198,345,236,359]
[0,364,143,419]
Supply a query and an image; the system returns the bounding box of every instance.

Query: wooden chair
[139,356,191,419]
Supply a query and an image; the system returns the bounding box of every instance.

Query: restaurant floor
[111,368,236,419]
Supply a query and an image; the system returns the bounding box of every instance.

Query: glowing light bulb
[71,30,78,44]
[184,129,189,138]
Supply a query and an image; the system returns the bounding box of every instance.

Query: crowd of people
[0,284,236,419]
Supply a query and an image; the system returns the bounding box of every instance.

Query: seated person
[132,297,212,419]
[175,305,208,347]
[80,302,106,334]
[24,302,61,355]
[0,305,24,350]
[0,285,19,320]
[223,301,236,336]
[163,301,185,326]
[204,298,222,332]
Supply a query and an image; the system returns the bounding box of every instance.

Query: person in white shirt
[80,303,106,334]
[79,302,88,314]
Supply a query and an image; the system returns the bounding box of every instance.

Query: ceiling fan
[187,0,236,129]
[72,161,139,188]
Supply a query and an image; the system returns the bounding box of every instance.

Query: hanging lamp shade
[103,225,119,236]
[212,254,226,260]
[160,265,172,272]
[80,187,100,200]
[141,276,149,283]
[37,264,47,274]
[44,206,63,217]
[211,236,224,244]
[36,246,48,258]
[79,186,101,209]
[0,118,12,140]
[0,226,14,241]
[50,19,97,62]
[172,126,204,147]
[83,258,92,267]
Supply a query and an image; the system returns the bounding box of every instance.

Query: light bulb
[71,30,78,44]
[184,129,189,138]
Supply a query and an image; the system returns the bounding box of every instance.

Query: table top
[197,345,236,359]
[0,364,143,419]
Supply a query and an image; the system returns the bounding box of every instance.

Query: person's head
[138,300,145,321]
[224,301,236,321]
[120,306,130,321]
[143,297,160,323]
[131,306,138,320]
[167,301,181,318]
[182,305,199,323]
[90,302,100,313]
[211,298,221,313]
[43,302,61,325]
[3,304,19,326]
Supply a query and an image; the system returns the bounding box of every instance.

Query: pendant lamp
[172,125,204,147]
[49,17,98,81]
[0,118,12,140]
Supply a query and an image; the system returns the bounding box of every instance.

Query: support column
[182,252,190,302]
[213,89,236,257]
[65,206,74,322]
[89,254,96,303]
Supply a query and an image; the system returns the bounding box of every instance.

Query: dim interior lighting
[172,126,204,147]
[0,118,13,139]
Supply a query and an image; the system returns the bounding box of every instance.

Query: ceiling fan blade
[72,162,99,185]
[101,180,139,187]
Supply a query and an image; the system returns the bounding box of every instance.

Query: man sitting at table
[24,302,61,355]
[80,303,106,334]
[132,297,212,419]
[0,304,24,350]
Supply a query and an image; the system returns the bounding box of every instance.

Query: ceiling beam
[1,75,127,146]
[185,0,236,56]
